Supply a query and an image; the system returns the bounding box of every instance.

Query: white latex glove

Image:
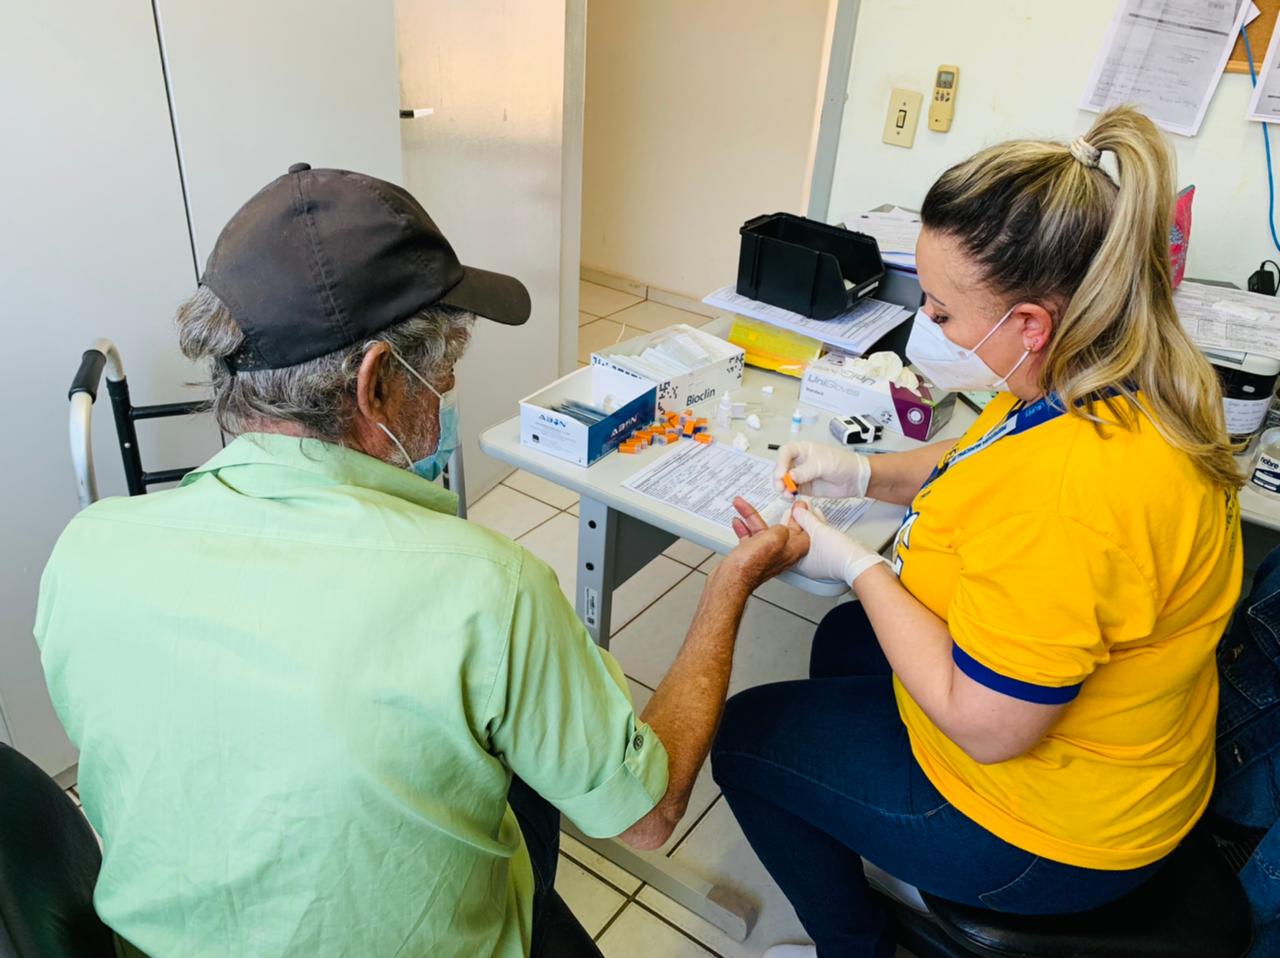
[789,505,887,586]
[773,441,871,498]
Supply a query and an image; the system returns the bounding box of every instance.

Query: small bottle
[1250,427,1280,498]
[790,408,803,433]
[717,393,733,428]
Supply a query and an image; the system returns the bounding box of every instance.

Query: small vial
[790,408,803,433]
[1251,427,1280,498]
[717,393,733,428]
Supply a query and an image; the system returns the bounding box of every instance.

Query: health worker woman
[711,106,1244,958]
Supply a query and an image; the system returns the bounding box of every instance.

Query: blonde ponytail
[920,106,1242,490]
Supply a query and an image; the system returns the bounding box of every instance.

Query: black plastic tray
[736,212,885,320]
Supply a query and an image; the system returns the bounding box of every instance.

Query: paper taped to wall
[1176,280,1280,357]
[1081,0,1251,136]
[703,285,911,357]
[1247,11,1280,122]
[623,440,870,532]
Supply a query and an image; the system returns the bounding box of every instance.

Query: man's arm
[617,501,807,849]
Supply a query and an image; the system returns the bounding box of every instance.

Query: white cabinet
[1,2,216,776]
[2,2,403,776]
[154,0,404,266]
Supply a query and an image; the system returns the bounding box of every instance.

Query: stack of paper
[623,441,870,534]
[1175,281,1280,359]
[703,285,911,358]
[842,207,921,271]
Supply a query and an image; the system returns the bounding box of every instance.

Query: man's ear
[356,343,390,423]
[1016,303,1055,353]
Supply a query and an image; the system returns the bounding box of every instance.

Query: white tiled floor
[460,430,844,956]
[580,279,643,319]
[576,280,718,366]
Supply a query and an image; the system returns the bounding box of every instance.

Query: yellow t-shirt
[892,392,1241,871]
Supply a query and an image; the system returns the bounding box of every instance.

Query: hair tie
[1070,136,1101,169]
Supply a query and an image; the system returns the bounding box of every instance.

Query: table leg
[571,497,758,940]
[563,822,758,942]
[575,496,619,648]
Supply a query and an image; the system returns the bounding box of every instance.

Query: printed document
[1176,280,1280,357]
[623,441,870,531]
[1081,0,1251,136]
[703,285,911,356]
[844,209,921,270]
[1248,16,1280,121]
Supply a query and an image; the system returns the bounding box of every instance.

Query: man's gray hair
[175,286,474,442]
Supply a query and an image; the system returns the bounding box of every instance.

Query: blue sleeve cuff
[951,644,1081,705]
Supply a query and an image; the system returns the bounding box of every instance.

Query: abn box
[591,324,745,416]
[519,365,657,466]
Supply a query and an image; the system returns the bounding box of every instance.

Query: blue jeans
[508,777,603,958]
[710,602,1163,958]
[1212,540,1280,956]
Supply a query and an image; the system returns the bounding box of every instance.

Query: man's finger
[732,496,768,535]
[731,517,750,540]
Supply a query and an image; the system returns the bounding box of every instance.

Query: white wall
[826,0,1276,286]
[396,0,574,499]
[581,0,835,300]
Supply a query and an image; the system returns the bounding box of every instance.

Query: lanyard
[919,393,1066,494]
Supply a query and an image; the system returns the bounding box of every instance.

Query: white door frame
[807,0,862,221]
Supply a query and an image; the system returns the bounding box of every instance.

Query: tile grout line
[498,478,579,514]
[591,878,649,943]
[606,567,696,641]
[624,674,656,693]
[511,508,568,544]
[746,589,839,627]
[629,897,730,958]
[558,847,642,901]
[664,793,723,860]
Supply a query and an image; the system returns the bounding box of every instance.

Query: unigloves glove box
[799,352,955,441]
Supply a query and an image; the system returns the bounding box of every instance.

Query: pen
[767,443,897,454]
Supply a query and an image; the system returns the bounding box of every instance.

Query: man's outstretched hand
[721,497,810,592]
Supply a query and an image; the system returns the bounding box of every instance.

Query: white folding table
[478,312,978,939]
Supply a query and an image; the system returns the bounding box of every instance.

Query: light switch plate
[882,88,923,148]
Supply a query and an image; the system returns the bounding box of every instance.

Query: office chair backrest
[0,744,115,958]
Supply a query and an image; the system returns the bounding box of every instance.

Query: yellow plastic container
[727,315,824,378]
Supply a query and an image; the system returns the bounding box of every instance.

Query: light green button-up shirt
[35,433,668,958]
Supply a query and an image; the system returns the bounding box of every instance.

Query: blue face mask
[371,345,459,482]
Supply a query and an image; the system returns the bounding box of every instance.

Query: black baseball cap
[200,163,531,371]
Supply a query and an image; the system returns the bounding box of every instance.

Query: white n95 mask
[904,305,1029,392]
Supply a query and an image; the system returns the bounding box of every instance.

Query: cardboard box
[520,365,657,466]
[591,324,745,415]
[800,352,955,441]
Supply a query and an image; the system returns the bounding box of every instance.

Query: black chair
[877,823,1252,958]
[0,744,115,958]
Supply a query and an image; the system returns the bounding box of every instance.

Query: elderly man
[35,165,807,958]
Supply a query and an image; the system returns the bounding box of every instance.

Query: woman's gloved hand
[788,502,887,586]
[773,441,871,499]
